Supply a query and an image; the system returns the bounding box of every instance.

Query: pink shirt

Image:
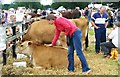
[52,17,78,46]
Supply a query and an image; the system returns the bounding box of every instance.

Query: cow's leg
[32,58,51,69]
[85,32,89,50]
[32,58,45,69]
[32,58,37,67]
[43,63,52,69]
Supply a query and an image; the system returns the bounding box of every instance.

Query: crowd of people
[0,6,120,25]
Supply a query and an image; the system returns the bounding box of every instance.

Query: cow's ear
[28,41,32,46]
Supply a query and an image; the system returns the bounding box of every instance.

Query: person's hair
[46,14,56,20]
[100,6,106,10]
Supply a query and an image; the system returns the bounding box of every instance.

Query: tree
[2,4,10,10]
[109,2,120,9]
[44,5,51,10]
[6,2,44,10]
[1,1,120,10]
[51,2,89,9]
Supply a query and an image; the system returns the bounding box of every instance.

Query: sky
[1,0,53,5]
[40,0,53,5]
[1,0,13,4]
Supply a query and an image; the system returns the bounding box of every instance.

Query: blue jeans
[68,29,90,72]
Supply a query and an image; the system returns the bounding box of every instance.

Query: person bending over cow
[46,14,91,74]
[100,22,120,58]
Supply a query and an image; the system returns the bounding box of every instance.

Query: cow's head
[20,41,33,55]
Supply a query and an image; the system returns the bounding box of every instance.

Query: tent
[57,6,66,11]
[88,3,102,9]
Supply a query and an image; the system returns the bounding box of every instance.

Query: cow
[61,11,73,19]
[61,9,81,19]
[22,19,66,47]
[22,18,88,50]
[20,41,80,68]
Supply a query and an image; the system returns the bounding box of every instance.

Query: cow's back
[23,20,55,44]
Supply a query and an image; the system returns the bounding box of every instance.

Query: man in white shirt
[100,22,119,57]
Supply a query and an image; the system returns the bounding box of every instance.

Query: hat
[114,22,120,27]
[75,7,80,10]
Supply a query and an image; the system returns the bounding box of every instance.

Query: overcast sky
[1,0,53,5]
[41,0,52,5]
[2,0,12,4]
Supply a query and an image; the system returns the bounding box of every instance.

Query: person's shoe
[82,69,91,75]
[107,55,110,58]
[96,52,100,54]
[68,70,74,72]
[103,55,107,58]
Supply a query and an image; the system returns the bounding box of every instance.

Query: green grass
[84,44,118,75]
[118,64,120,77]
[88,29,95,36]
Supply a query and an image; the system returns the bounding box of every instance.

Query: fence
[0,21,29,65]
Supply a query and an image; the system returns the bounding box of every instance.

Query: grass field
[1,28,119,75]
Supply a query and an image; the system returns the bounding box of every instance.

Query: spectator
[106,8,114,27]
[116,10,120,22]
[1,10,6,24]
[100,22,119,57]
[50,10,56,14]
[42,10,47,16]
[84,7,89,17]
[88,7,92,22]
[91,6,108,54]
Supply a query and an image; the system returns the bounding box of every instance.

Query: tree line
[1,2,120,10]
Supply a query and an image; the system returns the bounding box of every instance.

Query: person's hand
[95,26,100,29]
[45,44,53,47]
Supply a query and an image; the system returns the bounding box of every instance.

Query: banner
[0,26,6,51]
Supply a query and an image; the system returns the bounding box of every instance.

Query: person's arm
[52,28,61,46]
[105,21,108,28]
[113,25,117,30]
[91,13,100,29]
[90,20,100,29]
